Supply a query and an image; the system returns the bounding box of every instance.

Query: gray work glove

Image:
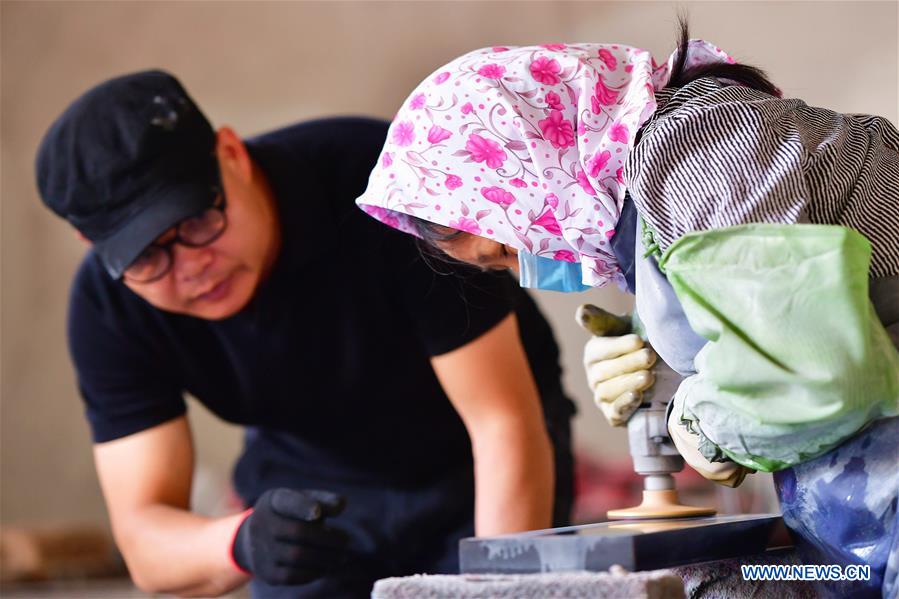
[666,409,753,487]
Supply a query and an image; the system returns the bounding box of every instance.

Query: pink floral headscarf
[357,40,735,287]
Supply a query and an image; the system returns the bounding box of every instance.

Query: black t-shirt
[67,117,573,499]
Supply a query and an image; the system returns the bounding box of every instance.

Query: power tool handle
[576,304,632,337]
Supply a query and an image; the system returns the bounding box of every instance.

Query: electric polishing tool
[577,304,715,520]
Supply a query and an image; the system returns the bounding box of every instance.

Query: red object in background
[572,456,643,524]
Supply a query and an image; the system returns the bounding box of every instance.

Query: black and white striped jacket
[625,77,899,279]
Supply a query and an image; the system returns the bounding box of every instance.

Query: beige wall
[2,1,896,526]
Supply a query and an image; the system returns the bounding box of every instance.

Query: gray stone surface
[460,514,784,573]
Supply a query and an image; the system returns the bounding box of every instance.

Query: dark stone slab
[460,514,787,573]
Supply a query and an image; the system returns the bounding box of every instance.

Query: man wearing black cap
[35,70,576,597]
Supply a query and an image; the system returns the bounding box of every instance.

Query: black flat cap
[36,70,219,279]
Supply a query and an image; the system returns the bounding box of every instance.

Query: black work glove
[231,488,348,585]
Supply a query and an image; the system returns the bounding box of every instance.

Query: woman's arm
[93,416,248,596]
[430,313,554,536]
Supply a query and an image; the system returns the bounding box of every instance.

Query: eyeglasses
[123,197,228,283]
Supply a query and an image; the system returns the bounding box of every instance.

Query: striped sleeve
[625,78,899,278]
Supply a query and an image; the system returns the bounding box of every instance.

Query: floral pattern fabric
[357,40,734,287]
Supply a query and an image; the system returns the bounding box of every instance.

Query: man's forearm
[112,505,248,596]
[470,417,554,537]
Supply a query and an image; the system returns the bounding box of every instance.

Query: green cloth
[659,224,899,471]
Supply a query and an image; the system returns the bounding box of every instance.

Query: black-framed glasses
[123,196,228,283]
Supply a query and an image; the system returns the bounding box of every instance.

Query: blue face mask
[518,251,591,293]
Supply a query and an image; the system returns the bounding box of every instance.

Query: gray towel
[372,567,684,599]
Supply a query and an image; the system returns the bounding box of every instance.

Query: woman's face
[434,232,519,273]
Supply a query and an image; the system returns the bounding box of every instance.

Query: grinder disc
[607,489,716,520]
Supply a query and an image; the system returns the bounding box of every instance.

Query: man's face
[122,136,280,320]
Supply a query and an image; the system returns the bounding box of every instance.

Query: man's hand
[583,334,656,426]
[231,488,348,585]
[667,409,752,487]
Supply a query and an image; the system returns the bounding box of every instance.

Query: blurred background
[2,0,896,594]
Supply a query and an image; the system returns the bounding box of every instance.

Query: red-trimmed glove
[230,488,348,585]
